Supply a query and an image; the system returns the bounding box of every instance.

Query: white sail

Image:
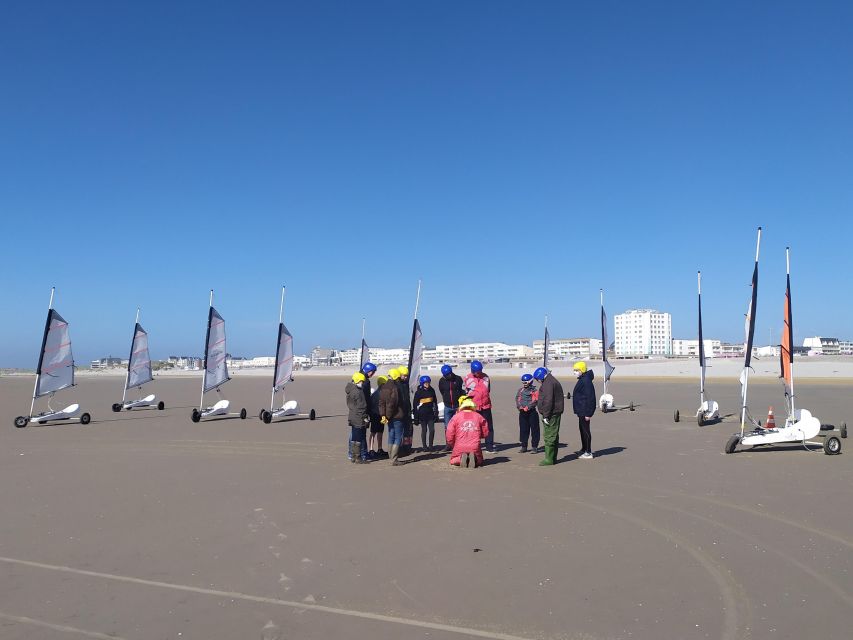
[126,323,154,389]
[408,319,423,396]
[35,309,75,397]
[274,323,294,392]
[203,307,229,392]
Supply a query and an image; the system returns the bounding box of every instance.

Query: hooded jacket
[345,381,369,427]
[445,409,490,466]
[412,385,439,421]
[572,370,597,417]
[438,373,465,409]
[536,372,565,419]
[378,379,404,421]
[463,372,492,410]
[396,379,412,419]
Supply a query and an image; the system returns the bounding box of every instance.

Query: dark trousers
[478,408,494,449]
[577,416,591,454]
[350,425,368,459]
[518,409,539,448]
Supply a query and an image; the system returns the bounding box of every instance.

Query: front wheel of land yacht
[824,436,841,455]
[14,416,28,428]
[112,403,122,413]
[841,423,848,439]
[191,409,200,423]
[158,401,165,410]
[629,402,635,412]
[309,409,316,421]
[673,410,680,423]
[80,413,91,425]
[240,408,247,420]
[724,435,739,454]
[698,413,705,427]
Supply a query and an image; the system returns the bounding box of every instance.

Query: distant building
[91,357,123,369]
[839,340,853,356]
[310,347,341,366]
[338,347,409,367]
[533,337,602,361]
[671,339,721,358]
[803,337,840,356]
[432,343,534,362]
[614,309,672,357]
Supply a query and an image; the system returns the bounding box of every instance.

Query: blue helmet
[521,373,533,383]
[470,360,483,373]
[533,367,548,381]
[441,364,453,377]
[362,361,377,374]
[419,375,431,385]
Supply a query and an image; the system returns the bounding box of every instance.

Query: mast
[30,287,55,417]
[200,289,213,410]
[740,227,761,438]
[698,272,705,407]
[543,315,549,369]
[359,317,367,370]
[600,289,607,397]
[786,247,795,419]
[271,286,285,412]
[122,308,140,406]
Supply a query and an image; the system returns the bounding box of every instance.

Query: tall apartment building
[614,309,672,357]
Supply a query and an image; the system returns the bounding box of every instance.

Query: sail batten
[203,307,230,393]
[35,309,75,397]
[126,323,154,389]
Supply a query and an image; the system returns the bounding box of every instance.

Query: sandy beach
[0,373,851,640]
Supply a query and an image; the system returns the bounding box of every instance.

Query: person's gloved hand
[380,416,388,425]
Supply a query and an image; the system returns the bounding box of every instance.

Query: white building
[718,343,743,358]
[432,343,534,362]
[91,357,124,369]
[803,337,840,356]
[337,347,411,367]
[839,340,853,356]
[533,337,602,361]
[671,339,721,358]
[614,309,672,357]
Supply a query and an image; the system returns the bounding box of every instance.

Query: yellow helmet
[388,368,401,380]
[573,361,588,373]
[398,366,409,376]
[352,372,366,384]
[376,375,388,386]
[459,397,477,411]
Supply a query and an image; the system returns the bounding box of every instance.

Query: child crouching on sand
[445,396,490,468]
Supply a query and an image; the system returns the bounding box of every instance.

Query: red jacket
[446,409,489,466]
[463,372,492,410]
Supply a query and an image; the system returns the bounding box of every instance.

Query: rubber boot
[352,441,363,464]
[539,444,556,466]
[390,444,400,466]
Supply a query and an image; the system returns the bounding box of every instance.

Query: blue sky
[2,1,852,367]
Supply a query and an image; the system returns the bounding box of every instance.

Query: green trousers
[539,413,561,465]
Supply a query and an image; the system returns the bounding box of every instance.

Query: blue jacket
[572,370,596,417]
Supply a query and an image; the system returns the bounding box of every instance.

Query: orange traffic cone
[765,407,776,430]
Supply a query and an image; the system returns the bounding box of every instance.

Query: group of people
[344,359,598,468]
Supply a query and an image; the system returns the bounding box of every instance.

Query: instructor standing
[534,367,564,466]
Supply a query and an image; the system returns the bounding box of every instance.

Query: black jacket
[345,381,369,427]
[361,376,372,412]
[412,386,439,421]
[397,379,412,419]
[536,373,565,419]
[438,373,465,408]
[572,370,597,417]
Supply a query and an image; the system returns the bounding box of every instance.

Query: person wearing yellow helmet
[446,396,490,468]
[571,361,597,459]
[369,375,390,458]
[346,372,370,463]
[379,369,405,465]
[395,366,414,456]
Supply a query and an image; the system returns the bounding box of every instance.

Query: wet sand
[0,375,851,640]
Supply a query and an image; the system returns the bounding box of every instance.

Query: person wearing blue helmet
[412,375,439,452]
[535,367,564,466]
[464,360,495,452]
[438,364,464,427]
[516,373,540,453]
